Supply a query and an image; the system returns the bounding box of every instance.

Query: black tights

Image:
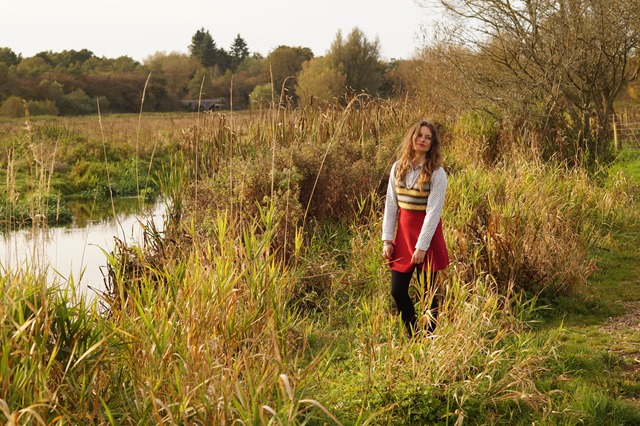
[391,269,439,336]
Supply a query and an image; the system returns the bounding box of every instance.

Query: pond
[0,197,167,297]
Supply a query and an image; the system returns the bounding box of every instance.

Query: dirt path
[598,150,640,406]
[602,301,640,333]
[601,301,640,405]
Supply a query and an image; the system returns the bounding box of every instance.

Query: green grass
[2,108,640,424]
[530,148,640,424]
[608,148,640,183]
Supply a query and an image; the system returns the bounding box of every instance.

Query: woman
[382,120,449,336]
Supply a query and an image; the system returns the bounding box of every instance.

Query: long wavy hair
[395,120,443,188]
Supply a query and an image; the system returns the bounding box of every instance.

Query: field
[1,101,639,425]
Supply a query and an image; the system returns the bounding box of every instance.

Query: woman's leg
[391,269,416,336]
[417,269,439,334]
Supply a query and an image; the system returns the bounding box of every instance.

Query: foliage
[296,57,347,106]
[229,33,250,71]
[0,191,72,227]
[424,0,640,163]
[189,27,230,72]
[0,48,180,115]
[0,96,25,118]
[144,52,199,100]
[0,47,20,66]
[264,45,314,103]
[26,99,58,116]
[67,158,157,198]
[1,107,639,424]
[250,83,274,108]
[327,27,384,96]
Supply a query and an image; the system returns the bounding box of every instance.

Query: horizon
[1,0,442,63]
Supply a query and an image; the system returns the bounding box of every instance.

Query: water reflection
[0,198,166,296]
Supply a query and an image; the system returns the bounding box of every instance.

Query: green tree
[264,45,314,100]
[0,96,25,117]
[16,56,51,77]
[249,83,274,108]
[327,27,383,95]
[0,63,16,101]
[37,79,65,103]
[80,55,140,73]
[58,88,95,115]
[0,47,20,66]
[47,49,95,70]
[26,99,58,116]
[83,73,147,113]
[296,56,347,105]
[144,52,199,99]
[229,34,250,71]
[187,68,220,99]
[189,28,218,68]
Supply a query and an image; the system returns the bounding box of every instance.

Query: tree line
[0,27,411,117]
[3,0,639,165]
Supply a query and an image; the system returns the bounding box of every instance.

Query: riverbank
[0,197,166,294]
[1,110,638,424]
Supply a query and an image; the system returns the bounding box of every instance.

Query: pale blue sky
[0,0,441,62]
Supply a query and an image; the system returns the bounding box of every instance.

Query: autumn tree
[45,49,95,71]
[424,0,640,161]
[296,56,347,105]
[264,45,313,101]
[144,52,199,100]
[249,83,273,107]
[16,56,52,77]
[327,27,384,96]
[72,55,142,74]
[0,48,19,101]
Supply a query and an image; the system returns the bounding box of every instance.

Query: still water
[0,197,166,297]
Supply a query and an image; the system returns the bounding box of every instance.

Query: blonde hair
[395,120,443,187]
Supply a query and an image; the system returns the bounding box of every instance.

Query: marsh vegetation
[1,98,639,424]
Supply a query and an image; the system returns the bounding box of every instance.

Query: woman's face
[413,125,432,155]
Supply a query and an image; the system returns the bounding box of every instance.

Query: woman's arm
[415,167,447,251]
[382,162,399,244]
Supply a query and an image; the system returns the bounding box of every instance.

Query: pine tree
[229,34,249,71]
[189,28,217,68]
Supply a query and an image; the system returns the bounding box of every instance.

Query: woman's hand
[412,248,426,265]
[382,242,394,260]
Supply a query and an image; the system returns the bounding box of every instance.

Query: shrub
[26,99,59,116]
[0,95,25,118]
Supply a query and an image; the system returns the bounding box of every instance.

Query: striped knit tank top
[396,177,430,211]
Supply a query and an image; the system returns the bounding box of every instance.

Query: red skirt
[389,208,449,273]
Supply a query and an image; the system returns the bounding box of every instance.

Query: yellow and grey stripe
[396,182,430,211]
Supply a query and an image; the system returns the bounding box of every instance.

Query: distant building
[181,98,226,112]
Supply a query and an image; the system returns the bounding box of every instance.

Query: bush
[0,192,72,227]
[26,99,59,116]
[58,88,96,115]
[442,155,625,295]
[0,95,25,117]
[67,159,156,198]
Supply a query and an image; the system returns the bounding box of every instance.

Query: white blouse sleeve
[381,162,398,242]
[415,167,447,251]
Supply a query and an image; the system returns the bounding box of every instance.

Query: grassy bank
[1,105,638,424]
[0,113,195,228]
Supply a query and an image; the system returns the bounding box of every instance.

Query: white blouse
[382,162,447,251]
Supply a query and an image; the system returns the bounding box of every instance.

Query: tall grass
[0,98,637,423]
